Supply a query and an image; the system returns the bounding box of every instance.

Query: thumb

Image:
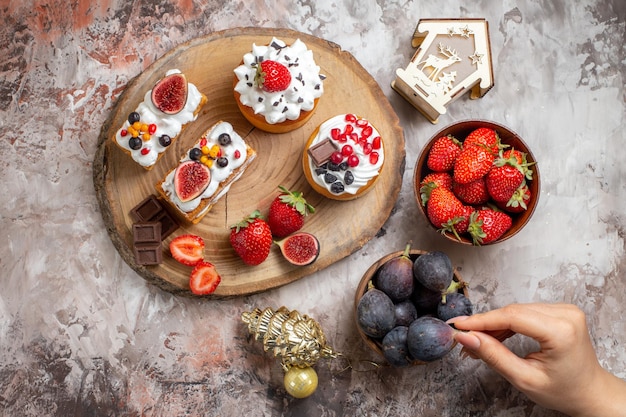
[455,330,533,385]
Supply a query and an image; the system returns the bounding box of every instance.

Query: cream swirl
[114,69,203,168]
[234,38,324,124]
[161,122,250,213]
[307,114,384,196]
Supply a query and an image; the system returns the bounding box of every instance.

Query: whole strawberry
[486,152,526,203]
[419,172,452,206]
[427,135,461,172]
[453,127,501,184]
[230,210,273,265]
[256,60,291,92]
[452,177,489,205]
[267,186,315,238]
[497,183,532,213]
[426,187,469,241]
[468,208,512,245]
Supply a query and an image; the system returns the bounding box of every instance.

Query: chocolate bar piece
[132,222,163,265]
[130,195,163,223]
[133,222,161,243]
[130,195,179,240]
[133,243,162,266]
[308,138,338,166]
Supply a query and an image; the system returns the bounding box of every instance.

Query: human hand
[449,303,626,417]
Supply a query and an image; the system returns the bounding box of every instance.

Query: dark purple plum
[437,292,473,321]
[407,316,456,362]
[394,300,418,326]
[357,289,396,338]
[374,244,414,302]
[411,281,442,314]
[413,251,453,293]
[382,326,412,367]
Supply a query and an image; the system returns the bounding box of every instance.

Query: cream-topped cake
[303,114,385,200]
[233,37,325,133]
[114,69,207,170]
[155,121,256,224]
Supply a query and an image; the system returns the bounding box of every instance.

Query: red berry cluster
[328,114,381,166]
[420,127,535,245]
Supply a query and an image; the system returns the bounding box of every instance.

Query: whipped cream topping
[114,69,203,168]
[234,37,324,125]
[307,114,384,196]
[161,122,251,214]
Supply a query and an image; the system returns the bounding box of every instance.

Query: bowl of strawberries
[414,120,540,245]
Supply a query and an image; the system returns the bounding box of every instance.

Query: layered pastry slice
[113,69,207,170]
[156,121,256,224]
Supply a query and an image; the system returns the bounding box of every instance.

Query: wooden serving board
[94,27,405,298]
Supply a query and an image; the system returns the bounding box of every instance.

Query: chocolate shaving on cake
[320,74,327,80]
[282,106,288,113]
[297,97,304,103]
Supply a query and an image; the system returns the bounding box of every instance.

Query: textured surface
[1,1,625,416]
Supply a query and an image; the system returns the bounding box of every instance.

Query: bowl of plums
[354,245,471,367]
[414,120,540,245]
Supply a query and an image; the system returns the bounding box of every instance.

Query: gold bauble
[283,366,318,398]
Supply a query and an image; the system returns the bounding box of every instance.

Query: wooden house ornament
[392,18,494,124]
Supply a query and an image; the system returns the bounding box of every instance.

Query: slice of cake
[155,121,256,224]
[113,69,208,170]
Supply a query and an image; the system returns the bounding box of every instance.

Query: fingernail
[454,331,481,350]
[446,315,470,324]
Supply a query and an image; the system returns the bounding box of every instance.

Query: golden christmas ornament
[241,306,338,398]
[284,366,318,398]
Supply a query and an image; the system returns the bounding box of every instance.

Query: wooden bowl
[414,120,540,245]
[353,249,468,364]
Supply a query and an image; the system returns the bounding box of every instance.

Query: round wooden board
[94,27,406,298]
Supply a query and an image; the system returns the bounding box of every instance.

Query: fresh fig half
[174,160,211,202]
[274,232,320,266]
[151,73,188,114]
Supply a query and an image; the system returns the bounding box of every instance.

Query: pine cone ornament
[241,306,337,371]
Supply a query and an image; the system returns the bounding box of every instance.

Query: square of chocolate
[130,195,163,223]
[132,222,161,244]
[133,243,162,266]
[154,209,179,240]
[129,195,179,240]
[307,138,338,167]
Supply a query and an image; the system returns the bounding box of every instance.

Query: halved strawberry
[169,234,205,266]
[189,261,221,295]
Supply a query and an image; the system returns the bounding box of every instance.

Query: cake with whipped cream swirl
[303,114,385,200]
[233,37,325,134]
